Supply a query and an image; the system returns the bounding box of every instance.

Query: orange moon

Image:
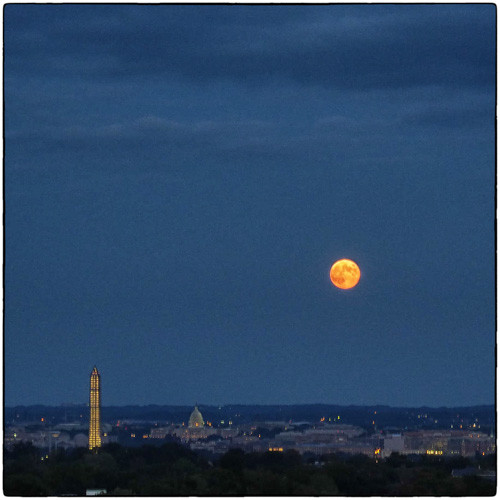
[330,259,361,289]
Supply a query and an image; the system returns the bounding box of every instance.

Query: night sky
[5,4,495,407]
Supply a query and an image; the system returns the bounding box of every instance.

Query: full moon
[330,259,361,289]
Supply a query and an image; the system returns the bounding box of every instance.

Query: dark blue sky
[5,4,495,407]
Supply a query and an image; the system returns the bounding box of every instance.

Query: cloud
[400,104,492,129]
[5,114,276,168]
[4,5,494,175]
[4,4,495,90]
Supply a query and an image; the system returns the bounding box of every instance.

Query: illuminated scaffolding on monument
[88,366,102,450]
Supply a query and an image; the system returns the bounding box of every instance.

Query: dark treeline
[4,442,496,496]
[6,404,495,431]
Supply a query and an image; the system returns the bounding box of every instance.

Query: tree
[4,473,49,496]
[219,448,245,472]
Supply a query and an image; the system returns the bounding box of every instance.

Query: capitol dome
[188,406,204,428]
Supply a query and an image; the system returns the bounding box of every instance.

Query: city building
[382,434,404,457]
[386,430,496,457]
[189,406,204,428]
[86,489,107,496]
[150,426,173,439]
[88,366,102,451]
[149,407,232,443]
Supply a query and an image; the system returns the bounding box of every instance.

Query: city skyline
[5,4,495,407]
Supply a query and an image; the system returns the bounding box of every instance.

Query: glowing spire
[88,366,102,450]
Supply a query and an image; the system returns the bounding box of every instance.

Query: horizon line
[5,402,495,409]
